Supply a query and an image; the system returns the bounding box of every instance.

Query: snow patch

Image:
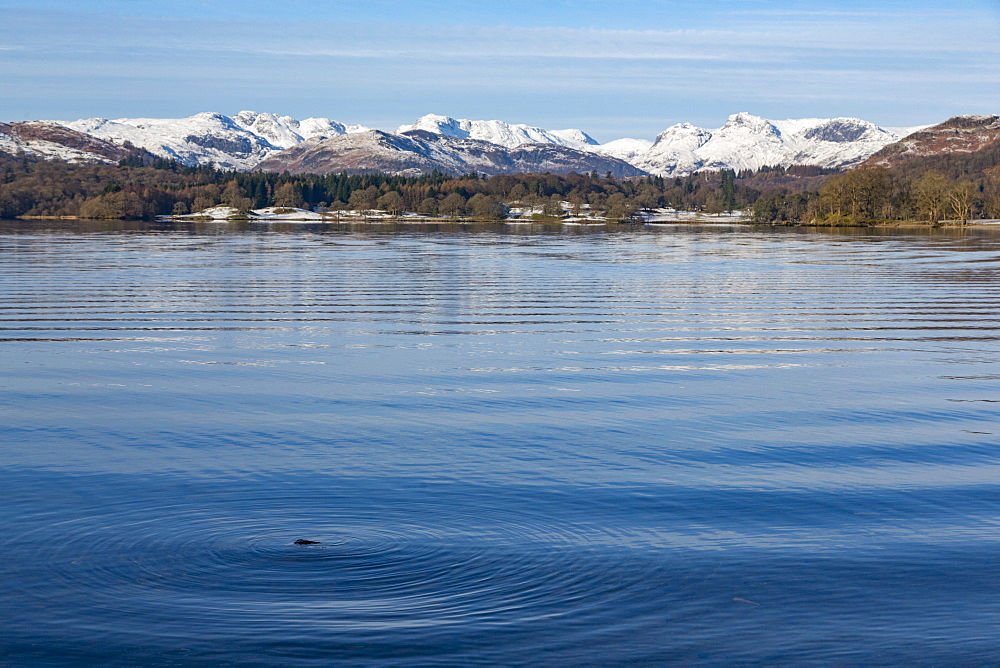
[54,111,370,170]
[397,114,598,149]
[621,113,926,176]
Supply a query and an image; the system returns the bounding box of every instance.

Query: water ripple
[4,223,1000,663]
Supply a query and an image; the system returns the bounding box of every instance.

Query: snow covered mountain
[397,114,599,150]
[231,111,369,150]
[593,113,925,176]
[0,121,130,164]
[14,109,926,176]
[257,129,644,177]
[52,111,370,170]
[400,112,923,177]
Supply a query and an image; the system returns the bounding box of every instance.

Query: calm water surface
[2,220,999,664]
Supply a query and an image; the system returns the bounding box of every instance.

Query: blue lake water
[2,220,999,664]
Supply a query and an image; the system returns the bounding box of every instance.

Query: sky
[1,0,998,141]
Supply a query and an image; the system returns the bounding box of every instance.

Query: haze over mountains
[0,109,942,177]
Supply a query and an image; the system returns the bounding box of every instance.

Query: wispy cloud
[728,9,917,17]
[7,15,998,65]
[0,3,997,135]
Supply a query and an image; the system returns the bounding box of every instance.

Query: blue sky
[1,0,998,141]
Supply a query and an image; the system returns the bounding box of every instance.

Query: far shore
[14,215,1000,229]
[12,205,1000,229]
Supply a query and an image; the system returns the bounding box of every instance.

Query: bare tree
[914,171,949,223]
[947,182,975,224]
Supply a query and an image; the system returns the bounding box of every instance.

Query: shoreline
[13,213,1000,229]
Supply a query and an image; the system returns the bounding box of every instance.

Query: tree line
[751,143,1000,225]
[3,141,998,224]
[0,150,775,221]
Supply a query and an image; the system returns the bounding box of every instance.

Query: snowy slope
[232,111,367,149]
[54,111,370,170]
[610,113,924,176]
[609,122,713,176]
[397,114,599,150]
[593,137,655,162]
[0,121,128,164]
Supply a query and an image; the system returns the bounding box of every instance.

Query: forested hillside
[0,150,781,221]
[752,141,1000,224]
[2,131,997,224]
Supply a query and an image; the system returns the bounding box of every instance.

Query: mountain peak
[653,122,711,145]
[191,111,234,124]
[801,117,881,143]
[398,114,597,149]
[400,114,470,139]
[722,112,778,136]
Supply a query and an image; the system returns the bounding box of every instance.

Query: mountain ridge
[52,111,372,170]
[864,115,1000,168]
[255,129,644,177]
[0,121,131,164]
[397,114,599,150]
[0,109,958,177]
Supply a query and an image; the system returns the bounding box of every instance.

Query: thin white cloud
[728,9,919,17]
[4,9,997,60]
[1,5,997,132]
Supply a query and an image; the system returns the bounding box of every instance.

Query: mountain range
[0,110,947,177]
[57,111,370,170]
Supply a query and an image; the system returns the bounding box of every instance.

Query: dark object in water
[293,539,320,545]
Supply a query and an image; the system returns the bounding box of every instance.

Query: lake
[2,220,999,664]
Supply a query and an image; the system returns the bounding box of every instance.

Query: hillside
[865,115,1000,169]
[256,129,645,177]
[0,121,129,164]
